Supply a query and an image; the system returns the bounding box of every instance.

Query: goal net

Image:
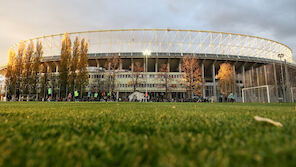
[242,85,277,103]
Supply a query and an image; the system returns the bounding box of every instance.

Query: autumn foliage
[128,62,144,92]
[159,64,172,99]
[181,56,202,98]
[216,63,235,96]
[104,54,121,92]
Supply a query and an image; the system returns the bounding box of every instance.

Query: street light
[143,50,151,102]
[278,53,285,102]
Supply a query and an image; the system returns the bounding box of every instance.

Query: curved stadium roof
[10,29,294,63]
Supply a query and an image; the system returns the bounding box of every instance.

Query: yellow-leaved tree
[77,38,89,98]
[31,40,43,98]
[16,41,25,97]
[5,48,17,98]
[22,40,34,95]
[181,55,202,98]
[59,32,72,97]
[69,37,80,94]
[216,63,235,96]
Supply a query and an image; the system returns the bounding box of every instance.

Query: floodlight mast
[278,54,286,102]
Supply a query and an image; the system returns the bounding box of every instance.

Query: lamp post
[278,53,285,102]
[143,50,151,102]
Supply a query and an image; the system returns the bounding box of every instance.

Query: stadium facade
[2,29,296,102]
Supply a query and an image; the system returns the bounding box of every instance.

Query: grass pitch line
[254,115,283,127]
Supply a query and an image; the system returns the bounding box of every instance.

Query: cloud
[0,0,295,64]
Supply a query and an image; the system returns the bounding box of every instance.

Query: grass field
[0,102,295,167]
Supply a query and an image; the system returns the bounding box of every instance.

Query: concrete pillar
[233,64,236,100]
[202,61,205,98]
[256,68,260,86]
[155,58,158,72]
[264,65,268,85]
[131,58,134,72]
[144,57,146,72]
[256,67,261,102]
[179,58,182,72]
[54,62,59,73]
[251,66,254,87]
[167,58,170,72]
[242,64,246,87]
[273,63,279,100]
[284,60,291,102]
[212,63,216,102]
[96,59,100,68]
[119,59,122,70]
[46,63,51,73]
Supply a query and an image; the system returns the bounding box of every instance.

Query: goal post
[242,85,276,103]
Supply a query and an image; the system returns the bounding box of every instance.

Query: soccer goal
[242,85,277,103]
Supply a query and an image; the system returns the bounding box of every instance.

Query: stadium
[2,29,296,102]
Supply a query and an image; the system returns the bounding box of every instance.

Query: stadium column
[179,58,182,72]
[119,59,122,70]
[167,58,170,72]
[54,62,59,73]
[242,64,246,87]
[256,67,261,102]
[284,60,291,102]
[54,61,59,98]
[201,60,205,98]
[96,59,100,69]
[233,63,237,100]
[242,64,246,102]
[131,58,134,72]
[46,62,51,73]
[256,68,260,86]
[155,57,158,72]
[46,62,52,98]
[212,62,216,102]
[144,58,146,72]
[251,66,254,87]
[264,65,268,85]
[273,63,279,100]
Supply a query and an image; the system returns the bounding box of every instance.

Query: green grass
[0,102,295,167]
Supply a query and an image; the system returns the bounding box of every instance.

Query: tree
[128,62,144,92]
[181,55,202,98]
[22,40,34,96]
[159,64,172,99]
[15,41,25,98]
[59,32,72,97]
[31,40,43,98]
[104,54,121,93]
[5,48,17,99]
[77,38,89,97]
[216,63,235,96]
[69,37,80,94]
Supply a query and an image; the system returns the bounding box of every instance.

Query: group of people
[6,91,236,103]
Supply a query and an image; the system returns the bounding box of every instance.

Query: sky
[0,0,295,65]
